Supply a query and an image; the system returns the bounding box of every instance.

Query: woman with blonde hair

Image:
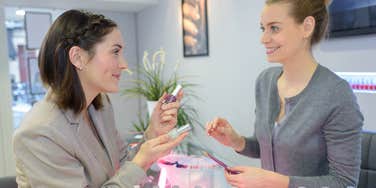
[207,0,363,187]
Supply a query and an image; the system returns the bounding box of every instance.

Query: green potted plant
[122,48,200,131]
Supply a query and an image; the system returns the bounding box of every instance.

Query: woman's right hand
[206,117,245,152]
[132,132,188,171]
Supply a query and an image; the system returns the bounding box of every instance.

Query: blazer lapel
[88,106,117,174]
[63,108,113,177]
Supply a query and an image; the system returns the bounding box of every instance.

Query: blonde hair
[265,0,329,46]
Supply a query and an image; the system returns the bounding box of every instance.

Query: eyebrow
[112,44,123,49]
[260,21,282,26]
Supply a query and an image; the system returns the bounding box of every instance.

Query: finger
[206,121,213,134]
[161,108,177,118]
[161,100,180,111]
[162,116,177,124]
[171,132,189,145]
[176,90,184,102]
[226,170,243,183]
[158,132,188,151]
[149,134,171,147]
[206,120,217,135]
[225,178,239,187]
[213,117,225,129]
[211,122,220,132]
[225,171,240,186]
[155,92,168,111]
[208,123,224,138]
[159,92,168,102]
[228,166,247,173]
[214,117,230,132]
[161,115,175,122]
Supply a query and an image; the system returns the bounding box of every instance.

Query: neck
[280,50,317,86]
[82,84,99,110]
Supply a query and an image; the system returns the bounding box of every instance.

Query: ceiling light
[16,9,25,16]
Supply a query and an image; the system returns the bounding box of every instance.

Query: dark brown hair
[39,9,117,114]
[265,0,329,46]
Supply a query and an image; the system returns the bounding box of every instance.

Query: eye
[270,25,280,33]
[113,49,120,55]
[260,26,265,32]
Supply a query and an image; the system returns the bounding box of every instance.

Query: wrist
[233,135,246,152]
[144,126,157,140]
[132,156,150,172]
[272,173,289,188]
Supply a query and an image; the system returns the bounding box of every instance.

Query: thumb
[159,132,188,151]
[176,90,184,102]
[149,134,171,147]
[228,166,247,172]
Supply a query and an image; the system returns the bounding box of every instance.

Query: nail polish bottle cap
[171,84,182,96]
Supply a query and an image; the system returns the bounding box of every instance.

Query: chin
[266,57,280,63]
[104,86,119,93]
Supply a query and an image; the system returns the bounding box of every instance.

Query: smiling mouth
[266,47,280,55]
[112,74,121,80]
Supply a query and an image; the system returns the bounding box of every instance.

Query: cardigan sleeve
[289,81,363,188]
[236,134,260,158]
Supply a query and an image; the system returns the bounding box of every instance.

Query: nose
[260,31,271,44]
[119,56,128,70]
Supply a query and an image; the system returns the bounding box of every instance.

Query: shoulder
[310,65,362,125]
[316,65,345,86]
[314,65,354,102]
[256,66,282,83]
[13,98,76,154]
[15,98,60,136]
[255,66,281,93]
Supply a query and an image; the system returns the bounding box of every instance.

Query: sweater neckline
[274,64,321,103]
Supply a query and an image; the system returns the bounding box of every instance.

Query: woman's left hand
[224,166,289,188]
[144,90,183,139]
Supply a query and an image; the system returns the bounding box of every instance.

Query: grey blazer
[239,65,363,188]
[13,94,146,188]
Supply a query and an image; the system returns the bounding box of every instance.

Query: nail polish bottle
[163,84,182,104]
[168,124,192,139]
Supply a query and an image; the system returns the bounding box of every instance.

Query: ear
[324,0,332,6]
[69,46,84,70]
[302,16,315,39]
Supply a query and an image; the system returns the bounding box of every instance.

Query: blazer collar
[59,99,117,176]
[46,90,117,175]
[62,108,82,126]
[46,89,82,126]
[88,104,117,171]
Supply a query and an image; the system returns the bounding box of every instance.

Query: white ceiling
[1,0,159,12]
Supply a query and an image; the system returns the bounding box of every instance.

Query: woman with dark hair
[13,9,187,187]
[206,0,363,187]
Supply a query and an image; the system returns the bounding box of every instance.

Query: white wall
[136,0,376,167]
[97,11,141,140]
[137,0,265,166]
[0,4,16,176]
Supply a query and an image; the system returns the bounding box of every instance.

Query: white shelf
[335,72,376,94]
